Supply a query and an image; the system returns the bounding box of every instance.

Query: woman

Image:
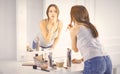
[33,4,62,50]
[68,5,112,74]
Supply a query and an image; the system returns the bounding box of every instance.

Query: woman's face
[48,6,58,20]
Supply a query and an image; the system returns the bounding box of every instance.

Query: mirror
[26,0,82,52]
[17,0,93,61]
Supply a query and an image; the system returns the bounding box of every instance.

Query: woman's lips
[52,16,54,18]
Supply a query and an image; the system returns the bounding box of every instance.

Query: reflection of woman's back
[38,19,59,48]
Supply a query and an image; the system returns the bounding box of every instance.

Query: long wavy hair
[70,5,98,38]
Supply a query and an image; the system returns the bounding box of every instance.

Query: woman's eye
[49,10,57,13]
[54,11,57,13]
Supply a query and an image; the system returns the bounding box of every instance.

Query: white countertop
[0,60,83,74]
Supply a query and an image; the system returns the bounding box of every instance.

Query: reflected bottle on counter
[48,52,53,67]
[67,48,71,67]
[36,42,39,51]
[32,36,39,51]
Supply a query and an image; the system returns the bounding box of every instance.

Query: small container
[33,65,37,69]
[56,59,64,68]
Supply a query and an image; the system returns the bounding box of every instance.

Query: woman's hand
[67,24,80,36]
[67,24,75,37]
[47,24,54,33]
[67,24,79,52]
[67,24,73,31]
[72,58,84,64]
[47,20,58,33]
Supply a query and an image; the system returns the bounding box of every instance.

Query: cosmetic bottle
[36,42,39,51]
[67,48,71,67]
[48,52,53,67]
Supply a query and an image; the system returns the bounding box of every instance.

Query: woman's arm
[70,33,78,52]
[51,22,63,49]
[39,20,54,43]
[72,57,84,64]
[68,25,79,52]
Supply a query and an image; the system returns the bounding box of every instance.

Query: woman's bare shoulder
[40,19,47,24]
[39,19,48,27]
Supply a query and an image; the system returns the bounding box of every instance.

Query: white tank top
[77,26,105,61]
[38,19,59,47]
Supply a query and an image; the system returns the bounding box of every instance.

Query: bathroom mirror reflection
[26,0,82,52]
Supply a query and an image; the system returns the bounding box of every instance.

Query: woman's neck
[75,22,87,27]
[48,19,58,25]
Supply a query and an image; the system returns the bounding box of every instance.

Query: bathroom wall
[0,0,16,60]
[95,0,120,73]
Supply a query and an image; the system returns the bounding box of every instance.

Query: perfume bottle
[67,48,71,67]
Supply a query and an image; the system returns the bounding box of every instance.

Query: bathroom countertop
[0,60,84,74]
[20,59,84,74]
